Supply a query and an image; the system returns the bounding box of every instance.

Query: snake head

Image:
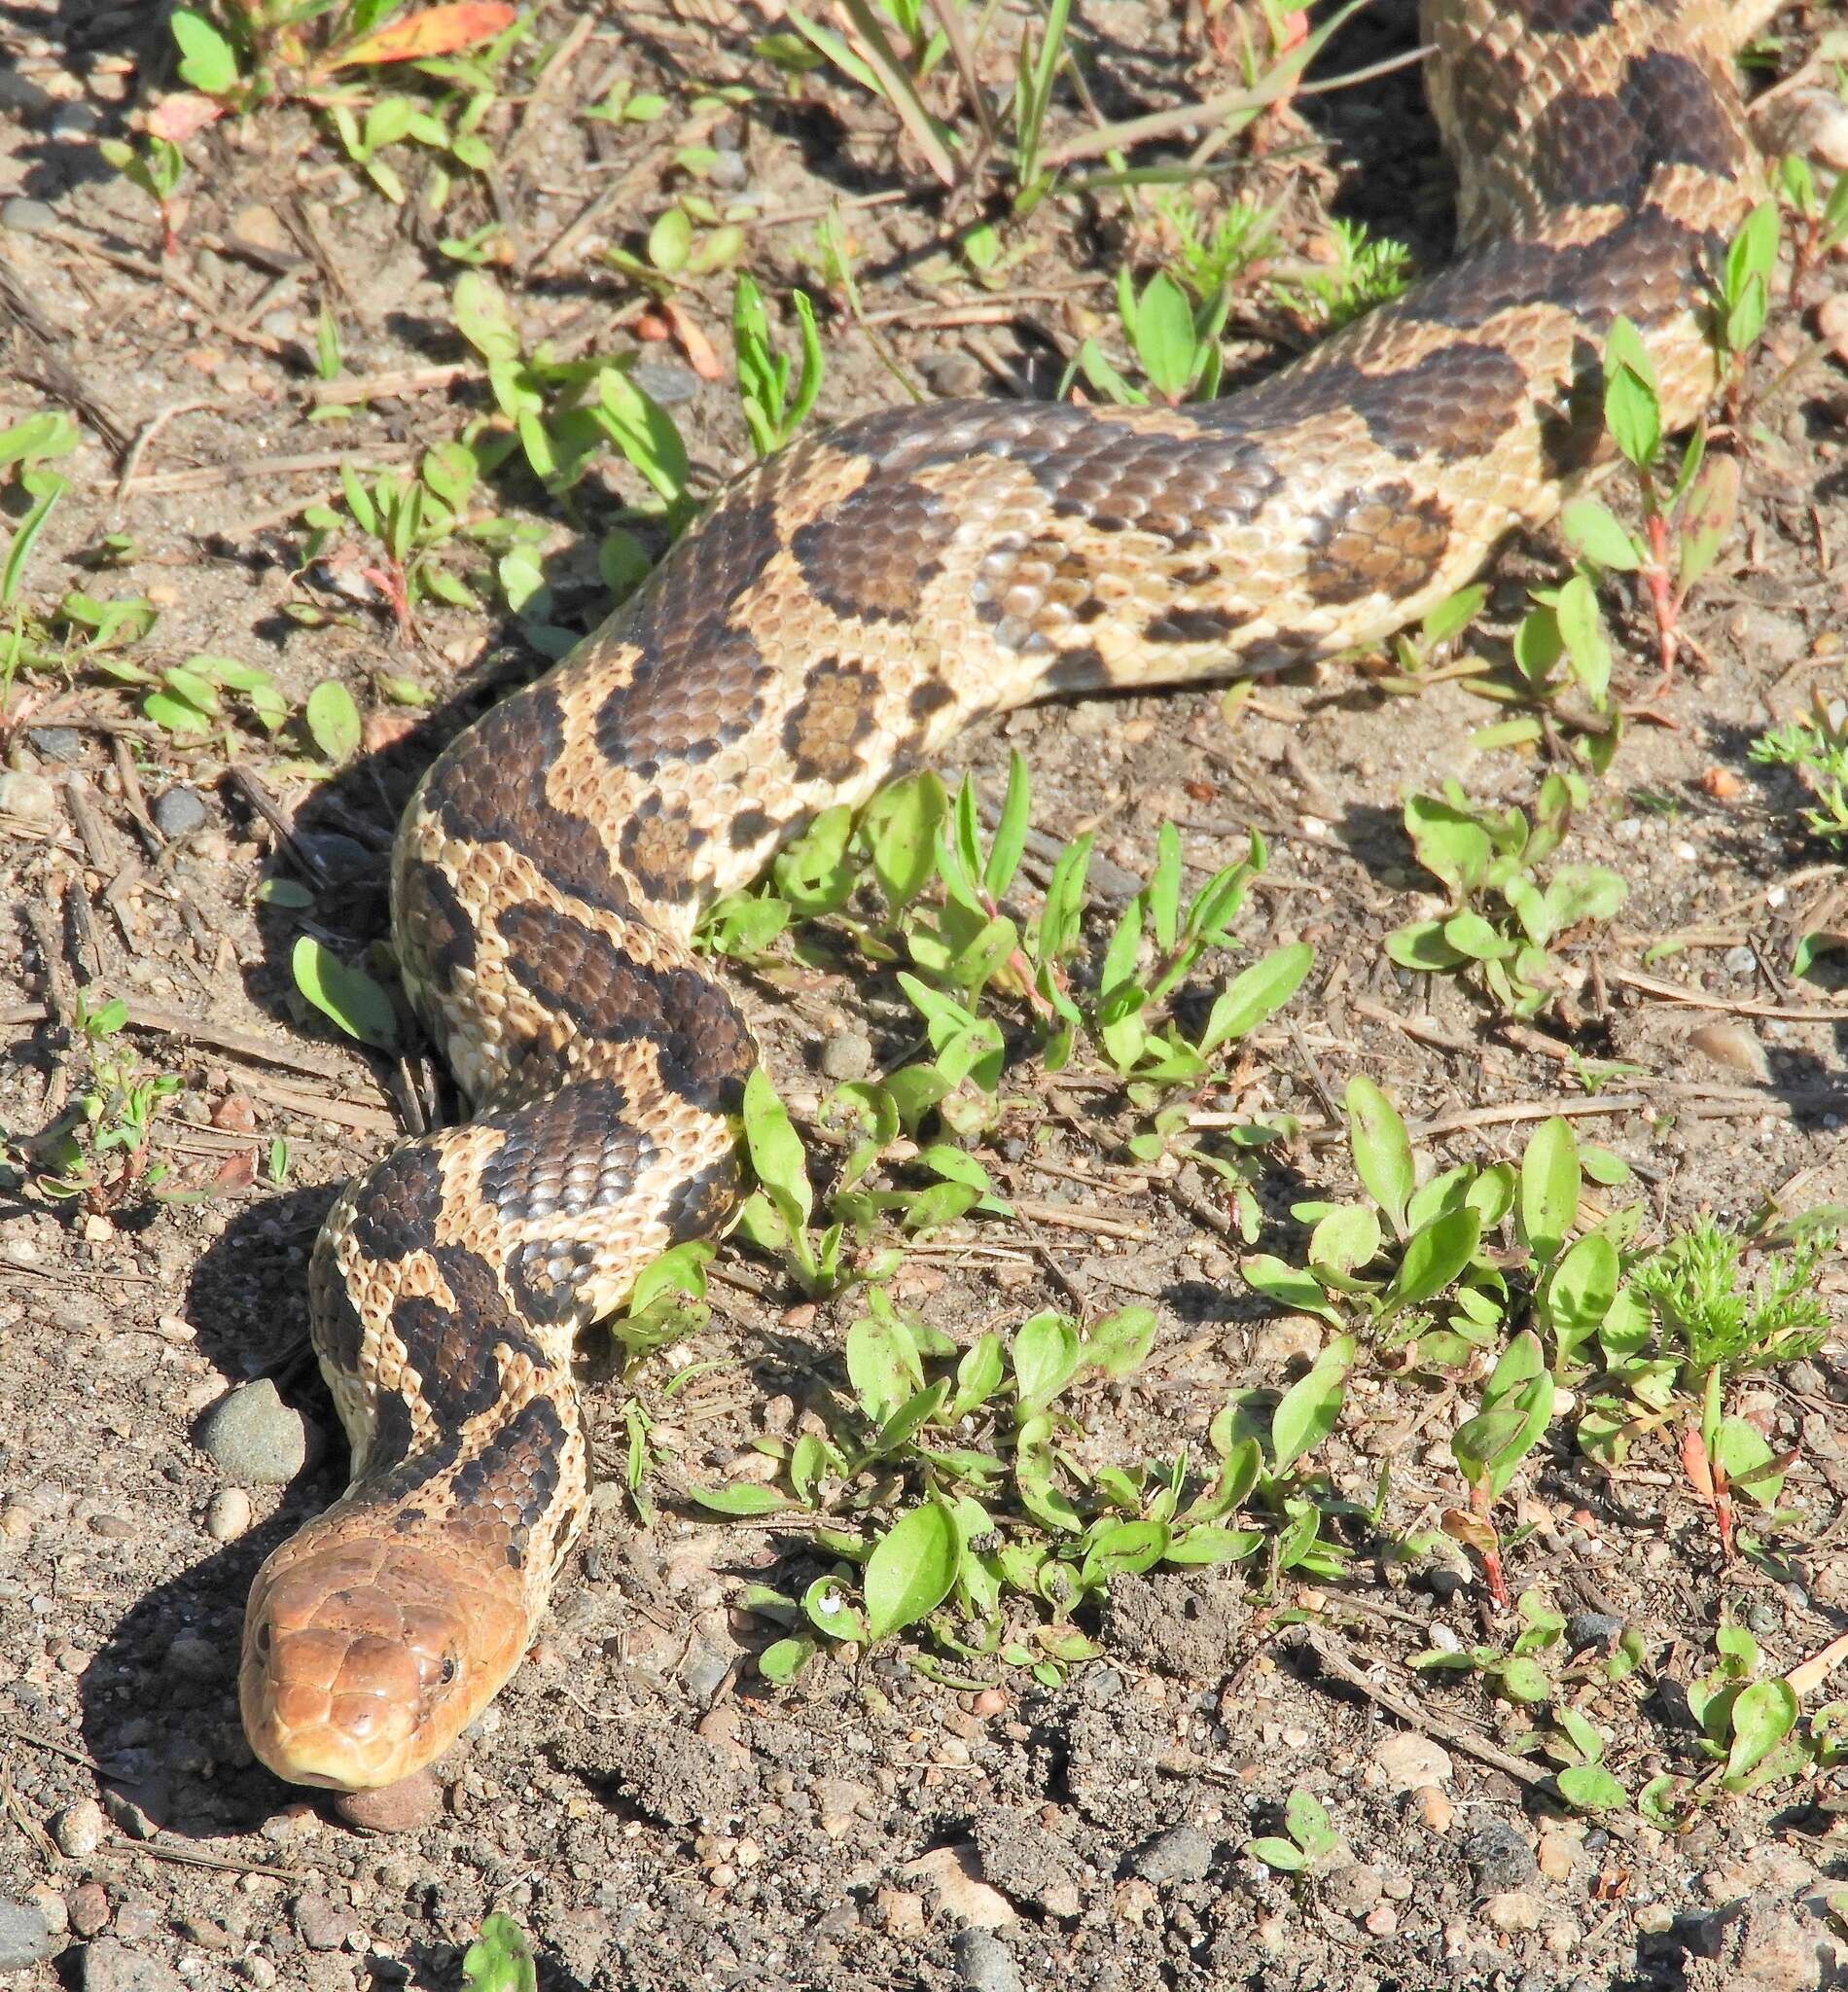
[239,1536,525,1791]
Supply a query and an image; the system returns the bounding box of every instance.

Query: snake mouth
[240,1537,523,1793]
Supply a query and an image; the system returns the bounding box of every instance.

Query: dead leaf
[211,1093,258,1134]
[659,299,725,381]
[1782,1627,1848,1699]
[147,92,225,143]
[328,3,516,69]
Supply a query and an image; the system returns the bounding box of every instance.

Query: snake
[237,0,1767,1789]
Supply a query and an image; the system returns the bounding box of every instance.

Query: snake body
[240,0,1763,1789]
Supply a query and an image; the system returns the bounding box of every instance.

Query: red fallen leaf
[211,1093,259,1134]
[658,299,725,382]
[327,2,516,69]
[1184,780,1217,803]
[147,91,225,143]
[1679,1422,1716,1501]
[633,308,673,344]
[212,1150,258,1191]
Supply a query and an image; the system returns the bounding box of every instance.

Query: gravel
[195,1379,311,1484]
[53,1796,106,1858]
[817,1028,873,1081]
[1462,1816,1538,1893]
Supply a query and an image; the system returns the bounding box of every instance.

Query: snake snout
[240,1540,506,1791]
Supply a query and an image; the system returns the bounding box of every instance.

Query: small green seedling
[35,991,182,1211]
[98,137,187,256]
[1246,1787,1341,1873]
[734,273,825,457]
[461,1911,536,1992]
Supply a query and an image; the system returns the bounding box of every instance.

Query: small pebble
[1536,1831,1579,1882]
[1463,1816,1537,1892]
[1375,1731,1453,1794]
[196,1379,310,1485]
[151,785,209,837]
[954,1929,1024,1992]
[27,725,84,762]
[1324,1863,1384,1918]
[334,1769,441,1834]
[205,1486,253,1541]
[292,1892,350,1951]
[1744,1599,1781,1636]
[0,195,58,234]
[1483,1890,1544,1933]
[1127,1824,1213,1885]
[818,1029,873,1082]
[1566,1611,1623,1651]
[682,1646,731,1701]
[708,147,749,190]
[919,352,985,398]
[1634,1902,1674,1935]
[0,1896,53,1970]
[165,1633,219,1682]
[0,768,58,824]
[49,100,102,139]
[68,1882,110,1937]
[1415,1785,1454,1833]
[1364,1903,1399,1938]
[53,1796,106,1858]
[628,360,701,407]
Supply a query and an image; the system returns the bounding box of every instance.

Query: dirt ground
[1,0,1846,1988]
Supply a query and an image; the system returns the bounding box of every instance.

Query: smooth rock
[82,1937,185,1992]
[1127,1824,1214,1885]
[49,101,102,139]
[0,1896,53,1970]
[292,1892,350,1951]
[628,360,700,407]
[1566,1611,1623,1651]
[196,1379,310,1485]
[334,1769,441,1834]
[708,148,749,190]
[818,1029,873,1081]
[1463,1815,1537,1892]
[902,1846,1015,1929]
[0,768,58,824]
[955,1929,1025,1992]
[919,352,985,398]
[53,1796,106,1857]
[0,196,58,234]
[204,1486,252,1541]
[151,785,208,837]
[27,725,84,762]
[165,1633,219,1682]
[1325,1863,1385,1918]
[1375,1730,1453,1794]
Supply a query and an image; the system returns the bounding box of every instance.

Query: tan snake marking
[239,0,1767,1789]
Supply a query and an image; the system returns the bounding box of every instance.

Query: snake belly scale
[239,0,1763,1789]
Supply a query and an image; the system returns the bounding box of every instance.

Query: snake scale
[239,0,1766,1788]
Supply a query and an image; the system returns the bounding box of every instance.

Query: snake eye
[438,1654,458,1687]
[253,1620,271,1658]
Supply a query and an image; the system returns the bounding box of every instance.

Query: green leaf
[864,1499,959,1640]
[1380,1207,1481,1319]
[1519,1118,1580,1263]
[1345,1076,1414,1238]
[291,935,398,1049]
[1199,943,1313,1053]
[1724,1678,1796,1783]
[757,1634,815,1682]
[1543,1231,1618,1363]
[1013,1311,1082,1411]
[1270,1334,1353,1474]
[303,679,363,763]
[688,1480,792,1516]
[1556,1763,1627,1812]
[461,1913,536,1992]
[1560,500,1642,572]
[170,8,241,95]
[742,1067,811,1233]
[1246,1836,1306,1872]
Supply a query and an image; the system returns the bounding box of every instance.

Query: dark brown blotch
[447,1392,568,1571]
[594,626,771,778]
[1143,603,1249,647]
[1303,483,1452,607]
[618,795,707,908]
[791,476,958,622]
[1502,0,1615,32]
[1348,341,1527,463]
[496,901,755,1116]
[783,659,881,785]
[346,1139,447,1265]
[399,859,477,997]
[428,683,629,919]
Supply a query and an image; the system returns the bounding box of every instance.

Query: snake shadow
[72,1184,351,1842]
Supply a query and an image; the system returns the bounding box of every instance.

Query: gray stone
[27,725,84,762]
[1462,1815,1537,1892]
[82,1937,185,1992]
[1566,1611,1623,1650]
[1324,1862,1385,1917]
[920,352,985,398]
[292,1892,350,1951]
[1127,1823,1214,1885]
[151,785,208,837]
[628,360,700,407]
[49,101,103,140]
[818,1029,873,1082]
[954,1930,1024,1992]
[708,148,749,190]
[1,196,58,234]
[682,1646,731,1701]
[196,1379,311,1485]
[0,1896,53,1970]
